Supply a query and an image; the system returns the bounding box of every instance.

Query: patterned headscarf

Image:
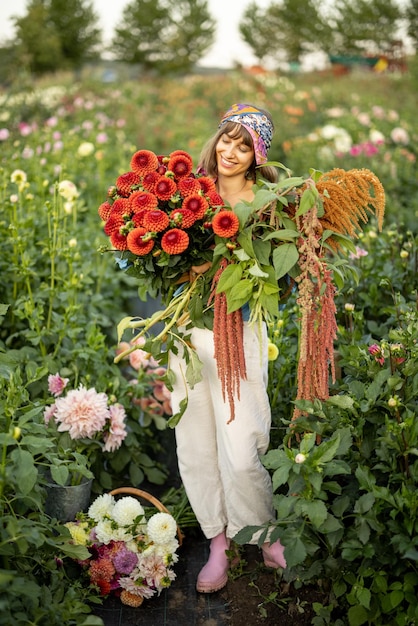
[219,103,274,165]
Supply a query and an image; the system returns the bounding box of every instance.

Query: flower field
[0,62,417,624]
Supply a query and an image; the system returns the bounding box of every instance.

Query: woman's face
[215,131,254,179]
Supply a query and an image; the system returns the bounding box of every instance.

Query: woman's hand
[175,261,212,284]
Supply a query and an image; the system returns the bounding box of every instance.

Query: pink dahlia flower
[48,373,69,397]
[53,386,110,439]
[103,403,128,452]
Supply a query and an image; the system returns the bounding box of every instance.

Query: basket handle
[110,487,184,545]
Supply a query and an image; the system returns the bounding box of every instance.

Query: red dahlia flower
[169,208,196,228]
[212,210,240,238]
[198,176,217,195]
[130,149,159,175]
[130,190,158,213]
[142,171,161,193]
[182,194,208,220]
[206,191,225,207]
[167,153,193,179]
[110,230,128,251]
[161,228,189,255]
[177,177,201,197]
[154,177,177,201]
[109,197,132,219]
[127,228,155,255]
[116,171,141,197]
[104,212,125,236]
[98,201,112,221]
[143,210,170,232]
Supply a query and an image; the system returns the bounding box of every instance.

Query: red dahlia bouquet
[98,149,226,302]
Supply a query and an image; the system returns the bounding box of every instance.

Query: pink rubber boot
[196,532,230,593]
[262,539,287,569]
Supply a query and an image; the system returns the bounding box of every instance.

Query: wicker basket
[110,487,183,545]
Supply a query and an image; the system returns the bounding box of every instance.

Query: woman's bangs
[222,122,253,148]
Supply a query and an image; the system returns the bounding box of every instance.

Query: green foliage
[13,0,102,75]
[328,0,403,56]
[112,0,215,74]
[240,222,418,623]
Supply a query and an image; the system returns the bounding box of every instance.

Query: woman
[169,104,287,594]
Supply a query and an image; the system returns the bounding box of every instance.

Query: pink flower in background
[0,128,9,141]
[44,404,56,424]
[129,348,150,370]
[349,246,368,260]
[390,127,409,144]
[104,403,128,452]
[53,386,110,439]
[48,373,70,396]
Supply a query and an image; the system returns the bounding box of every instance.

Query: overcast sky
[0,0,273,69]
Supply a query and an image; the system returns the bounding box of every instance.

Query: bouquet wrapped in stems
[98,150,385,426]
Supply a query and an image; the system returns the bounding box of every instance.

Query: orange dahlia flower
[116,171,141,197]
[142,209,170,232]
[169,208,196,228]
[98,201,112,221]
[109,197,131,219]
[127,227,155,255]
[130,190,158,213]
[182,194,208,220]
[109,230,128,251]
[177,177,201,197]
[212,210,240,238]
[206,191,225,207]
[167,153,193,179]
[130,149,159,175]
[161,228,189,255]
[198,176,217,195]
[154,177,177,201]
[142,171,161,193]
[104,212,124,236]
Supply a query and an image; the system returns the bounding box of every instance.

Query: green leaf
[167,396,188,428]
[326,395,355,410]
[300,500,328,528]
[216,264,243,293]
[296,187,318,217]
[50,464,70,486]
[347,604,369,626]
[233,525,264,545]
[248,263,269,278]
[354,492,375,514]
[264,228,299,241]
[226,280,254,313]
[185,350,203,388]
[11,449,38,494]
[272,243,299,279]
[272,464,291,490]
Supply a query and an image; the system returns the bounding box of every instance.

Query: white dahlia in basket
[147,512,177,544]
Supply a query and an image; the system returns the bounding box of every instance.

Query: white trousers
[170,323,275,543]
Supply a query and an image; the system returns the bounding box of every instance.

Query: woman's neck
[217,175,254,207]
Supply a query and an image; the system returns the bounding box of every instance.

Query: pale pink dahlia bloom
[103,403,128,452]
[53,386,110,439]
[48,373,69,397]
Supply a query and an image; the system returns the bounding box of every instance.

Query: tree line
[0,0,417,78]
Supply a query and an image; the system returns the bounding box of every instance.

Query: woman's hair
[198,107,278,184]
